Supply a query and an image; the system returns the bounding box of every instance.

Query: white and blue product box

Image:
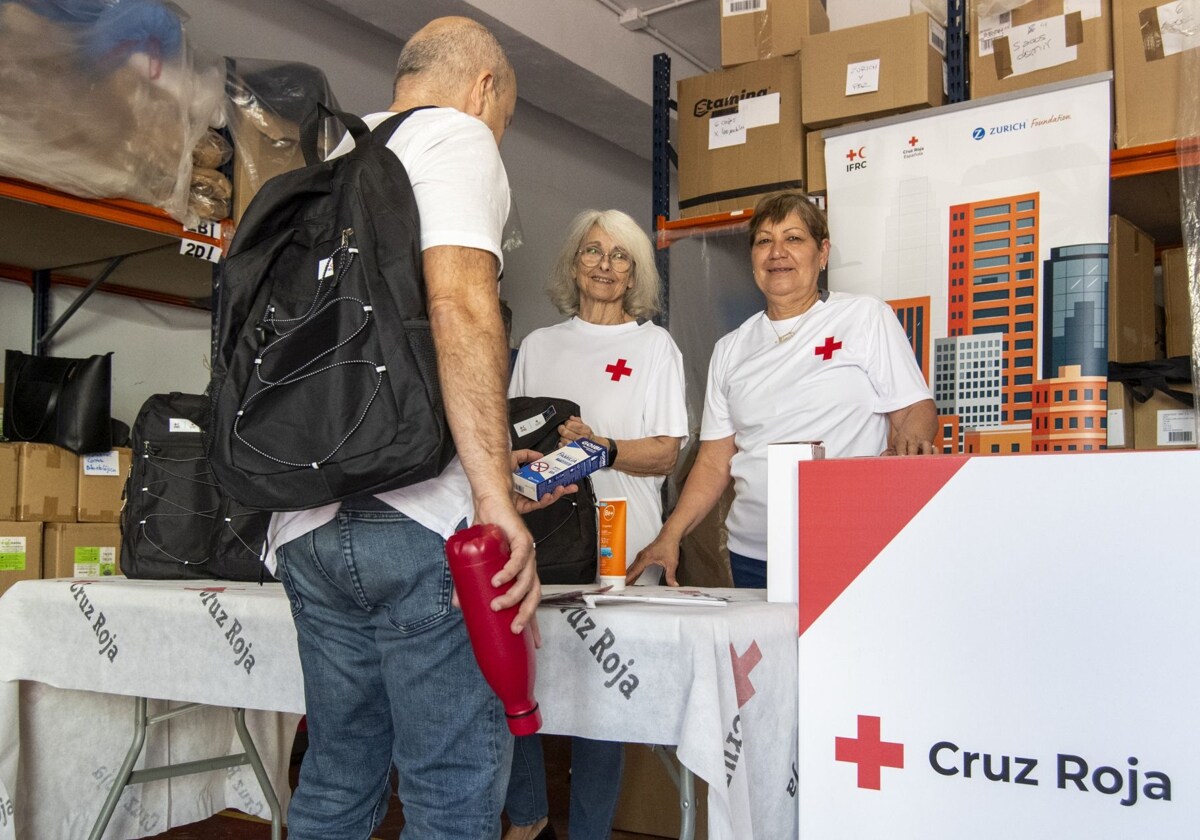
[512,438,608,501]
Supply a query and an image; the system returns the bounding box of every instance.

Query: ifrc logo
[844,146,867,172]
[835,715,904,790]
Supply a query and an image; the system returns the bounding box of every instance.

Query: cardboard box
[828,0,949,29]
[800,13,947,130]
[613,743,710,839]
[43,522,121,578]
[1162,247,1193,359]
[512,439,608,501]
[15,443,78,522]
[1112,0,1198,147]
[77,447,131,523]
[805,129,826,193]
[1105,379,1135,448]
[721,0,829,67]
[1132,381,1197,449]
[970,0,1112,100]
[677,56,805,218]
[0,444,17,520]
[1108,215,1157,363]
[0,520,43,598]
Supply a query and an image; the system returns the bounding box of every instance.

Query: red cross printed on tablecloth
[815,336,843,360]
[908,136,919,146]
[845,148,859,161]
[835,714,904,790]
[730,641,763,708]
[605,358,633,382]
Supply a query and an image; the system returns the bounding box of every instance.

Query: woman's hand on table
[626,535,681,587]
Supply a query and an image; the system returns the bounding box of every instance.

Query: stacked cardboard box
[720,0,828,67]
[1112,0,1199,148]
[1162,247,1193,359]
[800,12,947,129]
[1108,215,1157,364]
[677,56,806,218]
[0,442,125,597]
[969,0,1113,101]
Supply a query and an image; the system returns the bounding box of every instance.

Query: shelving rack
[0,176,224,355]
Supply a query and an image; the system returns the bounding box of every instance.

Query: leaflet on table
[540,586,730,608]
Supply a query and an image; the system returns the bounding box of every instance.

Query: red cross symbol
[730,641,763,708]
[908,136,919,146]
[606,358,633,382]
[835,715,904,790]
[815,336,843,360]
[845,148,858,161]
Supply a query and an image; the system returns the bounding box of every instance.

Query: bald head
[393,16,515,105]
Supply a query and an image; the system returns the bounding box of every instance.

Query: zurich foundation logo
[972,127,986,141]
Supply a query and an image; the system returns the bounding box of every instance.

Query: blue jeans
[506,734,624,840]
[729,550,767,589]
[276,498,509,840]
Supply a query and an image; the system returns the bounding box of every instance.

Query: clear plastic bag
[224,57,339,222]
[0,0,225,225]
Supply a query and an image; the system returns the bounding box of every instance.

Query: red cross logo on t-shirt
[835,715,904,790]
[606,358,633,382]
[815,336,843,360]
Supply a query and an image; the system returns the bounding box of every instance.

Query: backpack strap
[369,105,438,147]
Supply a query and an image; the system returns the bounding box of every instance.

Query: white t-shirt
[701,291,932,562]
[264,108,511,573]
[509,318,689,584]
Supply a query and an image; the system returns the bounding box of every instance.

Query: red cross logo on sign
[835,715,904,790]
[606,358,633,382]
[815,336,843,360]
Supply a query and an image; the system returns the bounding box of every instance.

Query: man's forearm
[425,247,512,505]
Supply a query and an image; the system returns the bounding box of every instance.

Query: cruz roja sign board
[795,450,1199,838]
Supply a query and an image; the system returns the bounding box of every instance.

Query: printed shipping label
[977,12,1012,56]
[83,450,121,476]
[0,537,27,572]
[513,405,556,440]
[722,0,765,17]
[1157,409,1197,446]
[1107,408,1127,447]
[74,546,117,577]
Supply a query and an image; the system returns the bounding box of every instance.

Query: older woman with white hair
[504,208,688,840]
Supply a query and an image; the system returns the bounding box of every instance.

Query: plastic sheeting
[224,57,339,222]
[0,0,226,226]
[1179,2,1200,413]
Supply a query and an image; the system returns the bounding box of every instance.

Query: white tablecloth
[0,578,797,839]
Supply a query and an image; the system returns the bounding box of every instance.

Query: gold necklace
[765,312,805,344]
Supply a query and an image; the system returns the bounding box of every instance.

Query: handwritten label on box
[845,59,881,96]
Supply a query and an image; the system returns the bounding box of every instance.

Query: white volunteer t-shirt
[264,108,511,573]
[509,318,689,584]
[701,291,932,562]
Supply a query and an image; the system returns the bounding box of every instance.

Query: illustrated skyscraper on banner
[824,77,1112,454]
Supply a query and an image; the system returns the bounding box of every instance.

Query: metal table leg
[651,744,697,840]
[88,698,283,840]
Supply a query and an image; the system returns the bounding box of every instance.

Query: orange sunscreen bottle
[597,497,627,591]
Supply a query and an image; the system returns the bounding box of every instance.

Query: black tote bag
[4,350,113,454]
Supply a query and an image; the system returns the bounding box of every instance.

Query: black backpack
[120,392,270,581]
[206,104,454,511]
[509,396,598,585]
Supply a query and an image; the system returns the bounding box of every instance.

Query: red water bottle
[445,523,542,736]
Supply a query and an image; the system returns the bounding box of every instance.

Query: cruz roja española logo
[835,714,1172,807]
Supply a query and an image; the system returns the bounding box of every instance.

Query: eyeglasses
[577,245,633,272]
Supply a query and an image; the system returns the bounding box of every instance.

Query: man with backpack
[264,17,561,839]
